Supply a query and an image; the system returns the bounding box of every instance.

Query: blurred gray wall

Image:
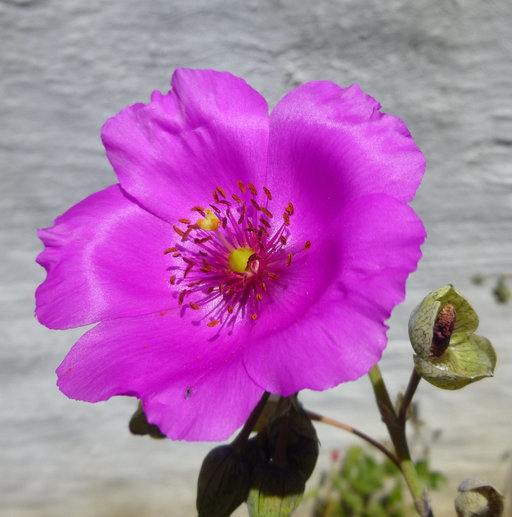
[1,0,511,516]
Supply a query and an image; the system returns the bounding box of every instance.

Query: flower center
[164,181,311,329]
[228,247,254,274]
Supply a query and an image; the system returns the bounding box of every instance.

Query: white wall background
[1,0,511,515]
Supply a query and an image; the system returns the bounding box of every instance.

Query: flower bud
[196,445,250,517]
[128,401,165,439]
[247,463,305,517]
[244,435,271,473]
[268,406,319,481]
[471,273,485,285]
[455,478,504,516]
[493,278,511,304]
[408,285,496,389]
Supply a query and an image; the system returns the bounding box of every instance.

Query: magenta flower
[36,69,425,441]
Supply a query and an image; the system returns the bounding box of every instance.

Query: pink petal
[101,68,270,223]
[36,185,174,329]
[266,81,425,229]
[57,311,263,440]
[37,70,429,443]
[243,194,426,395]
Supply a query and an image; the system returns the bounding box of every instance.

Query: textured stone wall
[2,0,511,515]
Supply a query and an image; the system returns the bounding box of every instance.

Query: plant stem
[368,364,433,517]
[232,391,270,451]
[398,368,422,426]
[306,410,401,470]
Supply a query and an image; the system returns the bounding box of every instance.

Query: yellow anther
[197,209,220,231]
[228,247,254,274]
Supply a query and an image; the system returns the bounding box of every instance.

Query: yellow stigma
[197,209,220,231]
[228,247,254,274]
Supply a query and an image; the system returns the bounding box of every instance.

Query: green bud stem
[368,364,433,517]
[306,410,401,470]
[398,368,422,426]
[232,391,270,452]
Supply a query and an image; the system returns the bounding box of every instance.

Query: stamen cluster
[164,181,310,330]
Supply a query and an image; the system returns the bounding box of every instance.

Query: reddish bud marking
[431,303,456,358]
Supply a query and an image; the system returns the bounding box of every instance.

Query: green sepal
[267,405,319,481]
[247,463,305,517]
[196,445,250,517]
[409,285,497,389]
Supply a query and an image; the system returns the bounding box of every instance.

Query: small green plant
[311,445,446,517]
[471,273,512,304]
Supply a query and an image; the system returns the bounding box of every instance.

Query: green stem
[368,365,433,517]
[232,391,270,451]
[398,368,422,426]
[306,410,401,470]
